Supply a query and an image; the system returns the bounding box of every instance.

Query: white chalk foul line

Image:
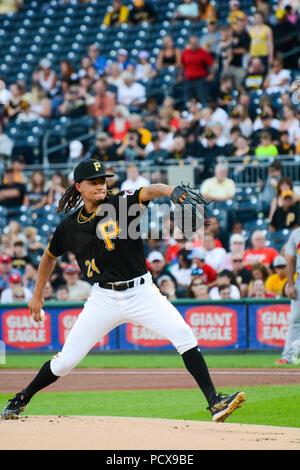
[1,370,300,376]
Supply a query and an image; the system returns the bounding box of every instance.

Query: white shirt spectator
[205,247,227,271]
[121,175,150,192]
[176,1,199,17]
[117,72,146,107]
[265,69,291,95]
[1,286,32,303]
[209,284,241,300]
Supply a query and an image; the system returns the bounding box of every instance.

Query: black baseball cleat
[1,391,28,420]
[208,391,245,423]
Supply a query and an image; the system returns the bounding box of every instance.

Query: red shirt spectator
[243,230,278,269]
[181,44,214,80]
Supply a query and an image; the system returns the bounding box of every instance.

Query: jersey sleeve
[47,221,69,258]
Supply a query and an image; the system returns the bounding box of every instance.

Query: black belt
[98,277,145,291]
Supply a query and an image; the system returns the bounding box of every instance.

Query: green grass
[2,352,299,369]
[0,386,299,428]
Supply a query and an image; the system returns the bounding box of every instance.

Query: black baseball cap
[74,159,114,183]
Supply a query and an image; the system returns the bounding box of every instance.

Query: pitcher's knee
[50,352,79,377]
[172,323,198,355]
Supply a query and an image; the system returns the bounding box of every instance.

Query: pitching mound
[1,416,300,450]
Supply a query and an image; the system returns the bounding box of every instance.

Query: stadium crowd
[0,0,300,303]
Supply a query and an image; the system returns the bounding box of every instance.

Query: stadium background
[0,0,299,332]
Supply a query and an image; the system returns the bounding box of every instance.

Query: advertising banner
[118,303,247,350]
[0,306,117,351]
[248,302,291,349]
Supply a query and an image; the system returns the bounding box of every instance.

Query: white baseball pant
[282,276,300,362]
[50,272,198,377]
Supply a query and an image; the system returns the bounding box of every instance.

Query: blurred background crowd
[0,0,300,303]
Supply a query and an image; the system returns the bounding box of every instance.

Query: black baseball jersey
[47,188,149,283]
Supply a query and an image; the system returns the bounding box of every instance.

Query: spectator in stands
[173,0,199,21]
[107,105,131,142]
[0,254,21,292]
[22,261,37,293]
[135,50,157,81]
[259,159,283,216]
[105,62,124,89]
[68,140,85,164]
[4,82,29,123]
[250,278,277,298]
[102,0,130,26]
[216,75,235,111]
[279,104,300,145]
[156,35,182,70]
[128,0,157,25]
[11,240,32,275]
[247,262,270,296]
[249,10,274,68]
[0,0,23,14]
[169,248,192,290]
[254,131,279,160]
[0,166,26,208]
[204,215,228,249]
[157,275,178,300]
[43,280,56,301]
[21,80,52,120]
[47,173,69,208]
[227,17,250,90]
[146,134,170,163]
[88,77,116,128]
[59,60,75,82]
[251,111,280,147]
[219,233,245,271]
[198,129,226,181]
[203,232,227,271]
[88,132,119,163]
[188,250,217,286]
[77,56,93,79]
[167,134,197,162]
[265,255,288,297]
[0,121,13,164]
[147,251,175,286]
[87,43,107,75]
[198,0,217,21]
[231,135,250,157]
[0,76,11,105]
[243,230,279,269]
[225,105,253,138]
[269,189,300,232]
[242,57,266,94]
[117,129,146,161]
[277,130,295,156]
[24,226,44,261]
[200,17,221,57]
[120,163,150,191]
[209,270,241,299]
[0,273,32,303]
[217,284,232,299]
[37,58,57,94]
[7,220,27,245]
[117,72,146,111]
[230,251,251,297]
[62,264,92,301]
[200,163,236,202]
[273,8,298,68]
[263,58,291,95]
[11,286,27,303]
[180,35,216,104]
[187,278,210,299]
[23,170,48,210]
[227,0,247,30]
[55,284,70,301]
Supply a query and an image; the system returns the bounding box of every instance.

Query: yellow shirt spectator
[103,1,129,26]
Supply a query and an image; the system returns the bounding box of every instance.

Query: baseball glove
[170,183,213,238]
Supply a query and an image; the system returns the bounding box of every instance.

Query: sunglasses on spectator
[191,282,203,287]
[232,259,242,262]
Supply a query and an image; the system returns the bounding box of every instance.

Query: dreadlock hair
[56,183,82,214]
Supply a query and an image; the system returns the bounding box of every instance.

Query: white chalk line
[1,369,300,376]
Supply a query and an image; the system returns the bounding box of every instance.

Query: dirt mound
[1,415,300,450]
